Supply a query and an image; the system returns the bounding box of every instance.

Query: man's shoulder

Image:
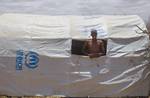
[85,39,91,43]
[97,39,103,43]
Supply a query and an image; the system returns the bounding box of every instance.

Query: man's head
[91,29,97,39]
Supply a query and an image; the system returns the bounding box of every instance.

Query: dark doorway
[71,39,107,56]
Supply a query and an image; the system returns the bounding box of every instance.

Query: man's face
[91,32,97,39]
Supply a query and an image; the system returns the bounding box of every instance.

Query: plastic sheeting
[0,0,150,23]
[0,14,71,58]
[0,13,149,97]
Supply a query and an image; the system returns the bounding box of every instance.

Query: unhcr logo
[16,50,39,70]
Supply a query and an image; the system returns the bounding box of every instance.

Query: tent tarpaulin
[0,13,149,97]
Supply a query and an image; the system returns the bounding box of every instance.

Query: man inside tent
[82,29,105,58]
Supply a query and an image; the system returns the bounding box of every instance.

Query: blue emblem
[25,51,39,69]
[16,50,39,70]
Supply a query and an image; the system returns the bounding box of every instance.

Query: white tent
[0,13,149,97]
